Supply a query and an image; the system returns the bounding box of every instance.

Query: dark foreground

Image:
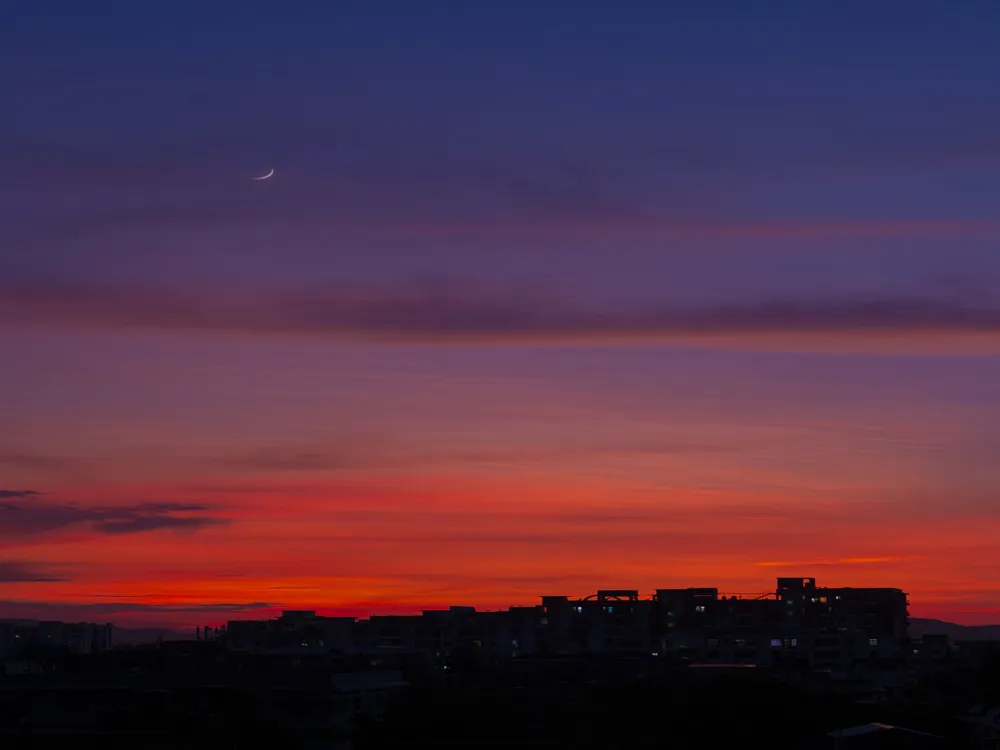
[3,647,999,748]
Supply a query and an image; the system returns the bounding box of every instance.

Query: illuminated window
[695,605,706,613]
[791,638,797,647]
[869,638,878,646]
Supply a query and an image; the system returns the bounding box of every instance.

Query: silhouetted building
[953,640,1000,670]
[226,610,354,653]
[221,578,910,674]
[0,620,113,658]
[963,705,1000,749]
[910,633,950,668]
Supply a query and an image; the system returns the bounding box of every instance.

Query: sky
[2,0,1000,628]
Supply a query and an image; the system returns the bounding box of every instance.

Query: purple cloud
[0,494,227,539]
[2,279,1000,351]
[0,560,67,582]
[0,489,43,500]
[0,599,277,626]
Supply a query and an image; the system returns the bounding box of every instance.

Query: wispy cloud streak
[3,280,1000,352]
[0,489,44,500]
[0,561,67,582]
[0,493,227,540]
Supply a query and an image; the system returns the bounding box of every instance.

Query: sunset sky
[2,1,1000,628]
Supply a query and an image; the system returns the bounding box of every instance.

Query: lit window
[791,638,797,647]
[695,605,706,613]
[869,638,878,647]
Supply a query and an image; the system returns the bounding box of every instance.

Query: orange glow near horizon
[5,470,1000,628]
[3,332,999,629]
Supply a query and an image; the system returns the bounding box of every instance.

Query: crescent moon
[252,168,274,181]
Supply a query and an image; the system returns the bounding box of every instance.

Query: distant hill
[910,618,1000,640]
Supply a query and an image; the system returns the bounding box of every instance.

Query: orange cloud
[755,557,918,567]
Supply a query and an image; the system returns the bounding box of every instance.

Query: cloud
[214,437,397,473]
[71,601,275,615]
[0,489,43,500]
[4,123,652,252]
[755,557,916,568]
[3,279,1000,353]
[0,455,74,472]
[0,495,227,540]
[11,114,1000,244]
[302,527,820,549]
[205,433,749,478]
[551,510,656,525]
[374,218,1000,241]
[0,561,67,582]
[95,515,223,535]
[0,599,276,624]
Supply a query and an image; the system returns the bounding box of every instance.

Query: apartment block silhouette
[222,577,910,671]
